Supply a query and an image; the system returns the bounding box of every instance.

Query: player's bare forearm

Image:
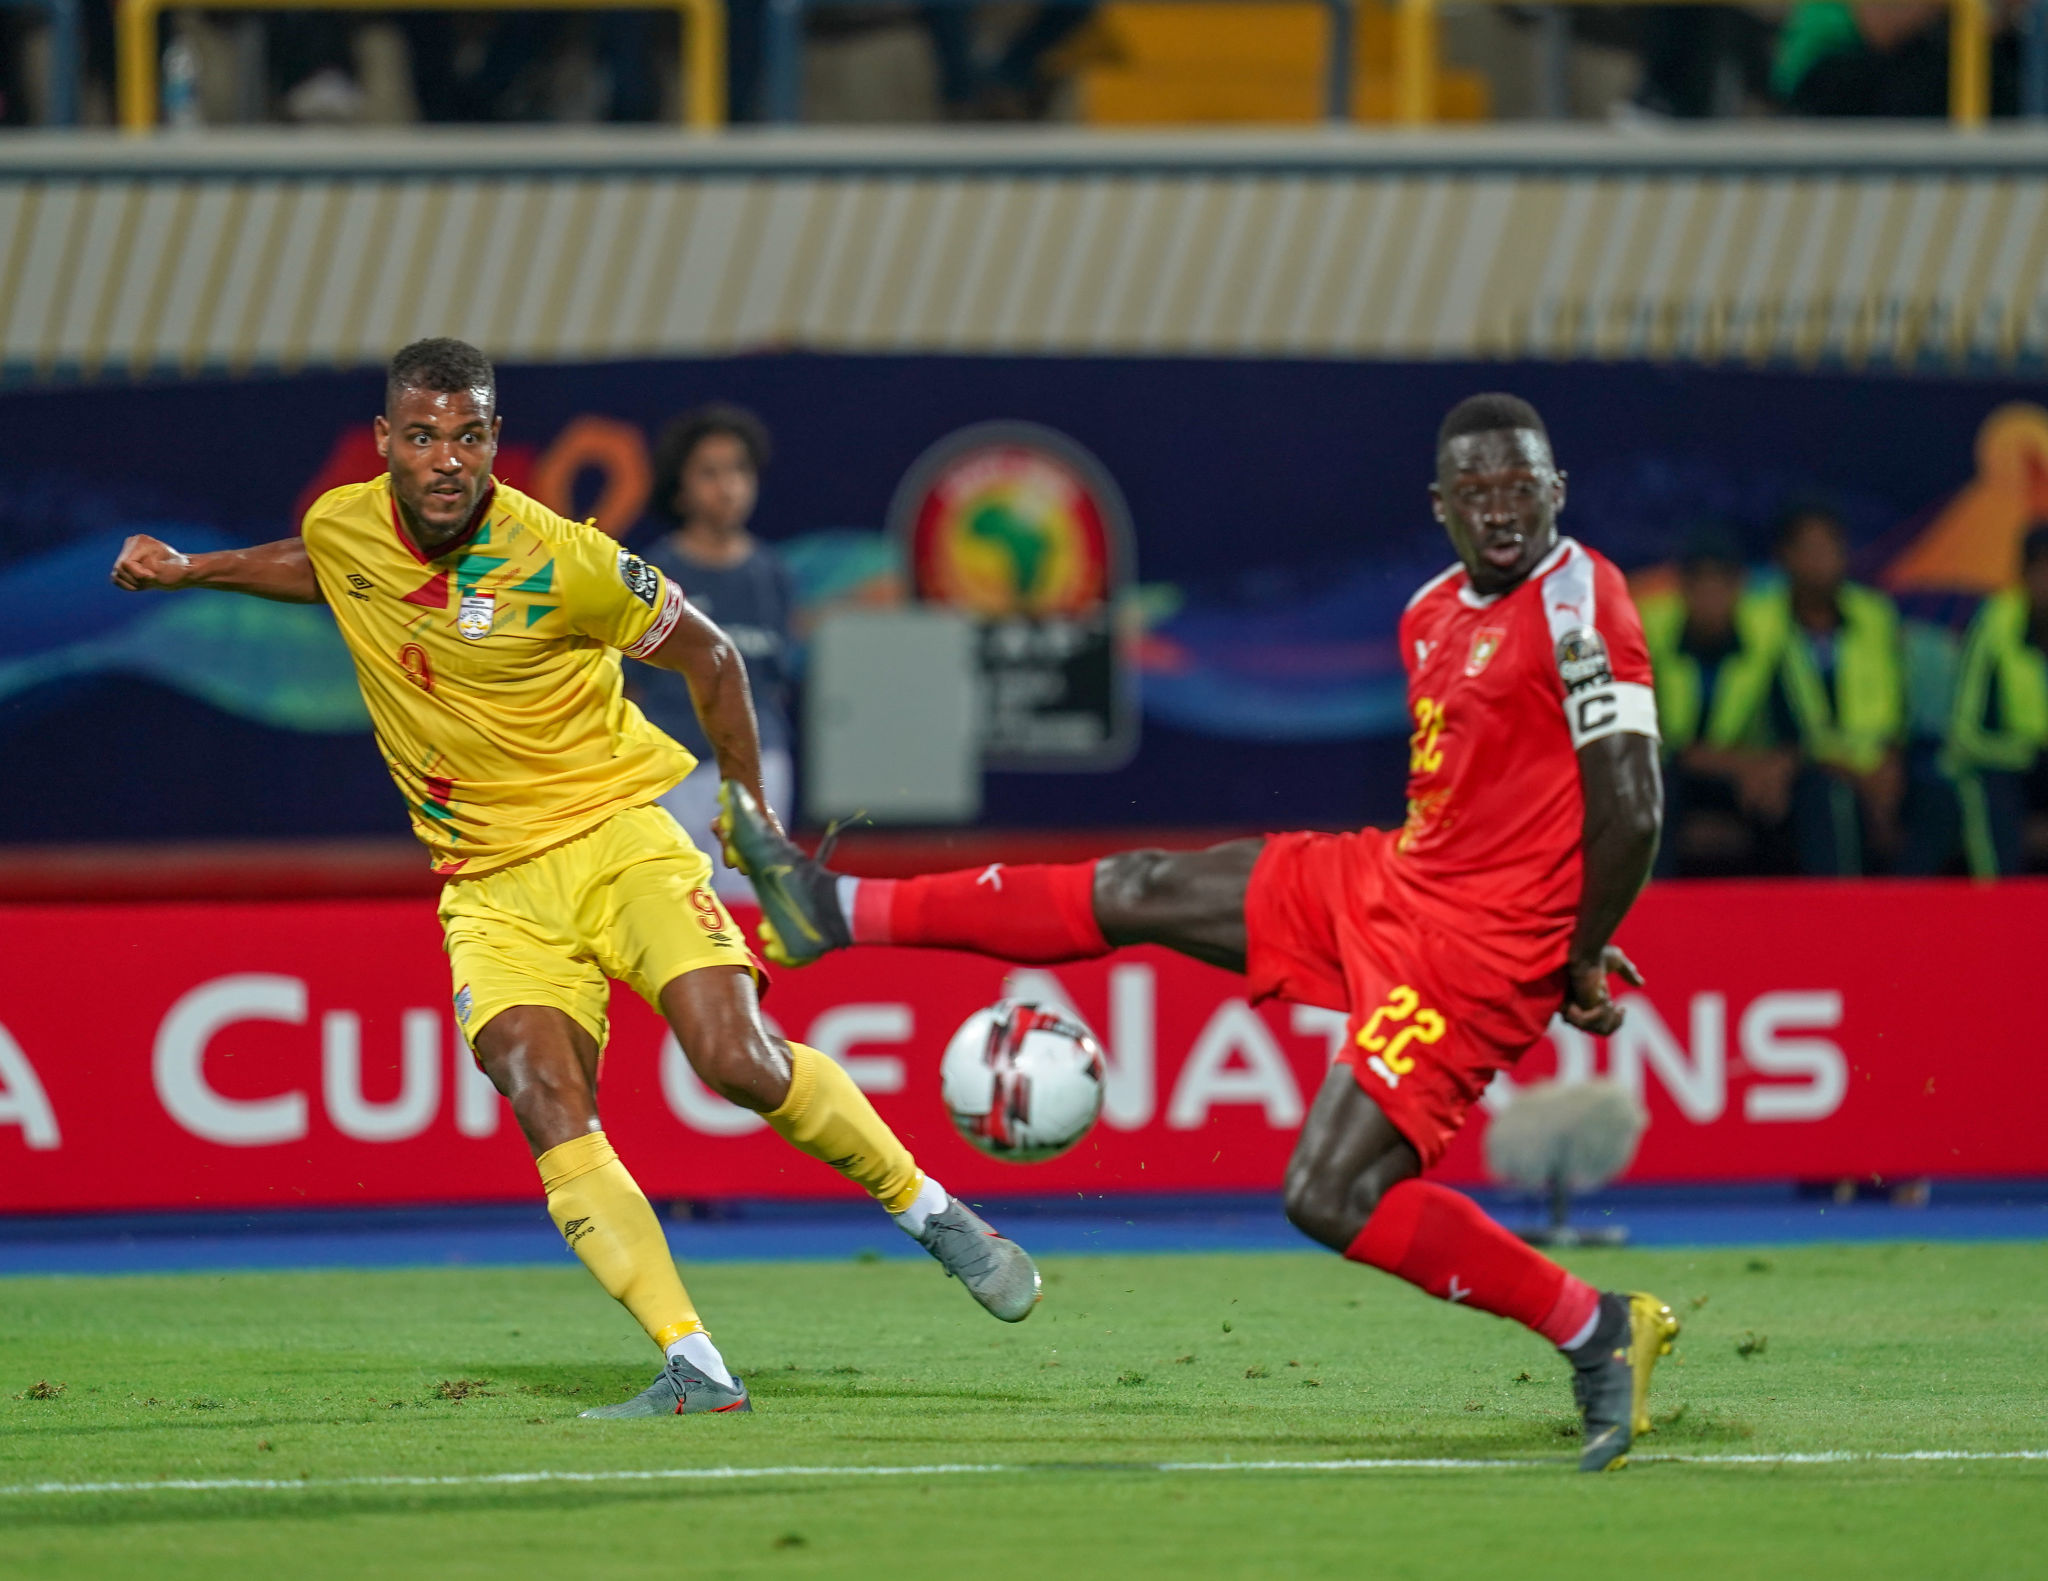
[1570,732,1662,971]
[111,534,324,605]
[1559,733,1660,1035]
[638,604,772,821]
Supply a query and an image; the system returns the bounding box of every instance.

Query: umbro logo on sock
[561,1217,594,1246]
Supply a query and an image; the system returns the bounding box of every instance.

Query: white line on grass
[5,1450,2046,1498]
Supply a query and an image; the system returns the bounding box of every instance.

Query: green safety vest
[1742,581,1904,775]
[1639,587,1780,754]
[1943,588,2048,777]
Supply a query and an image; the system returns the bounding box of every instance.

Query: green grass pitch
[4,1242,2046,1579]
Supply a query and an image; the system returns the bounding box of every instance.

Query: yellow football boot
[718,782,851,967]
[1628,1291,1681,1440]
[1571,1290,1680,1472]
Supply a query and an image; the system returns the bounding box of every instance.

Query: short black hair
[651,404,773,525]
[387,337,495,414]
[1773,499,1845,552]
[2023,523,2048,568]
[1437,392,1549,458]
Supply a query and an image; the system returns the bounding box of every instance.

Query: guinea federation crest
[889,421,1135,771]
[1465,626,1507,677]
[457,592,496,641]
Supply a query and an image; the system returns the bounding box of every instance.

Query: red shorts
[1244,829,1565,1168]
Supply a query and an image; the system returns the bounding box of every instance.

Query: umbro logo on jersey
[345,573,373,602]
[1414,639,1437,666]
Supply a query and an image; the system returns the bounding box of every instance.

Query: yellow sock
[537,1131,703,1352]
[765,1044,924,1214]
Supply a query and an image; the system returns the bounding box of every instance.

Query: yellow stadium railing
[119,0,726,131]
[1394,0,1991,129]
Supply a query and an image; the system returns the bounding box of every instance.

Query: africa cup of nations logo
[888,422,1136,769]
[893,422,1126,618]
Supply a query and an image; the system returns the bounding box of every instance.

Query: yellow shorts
[439,803,758,1052]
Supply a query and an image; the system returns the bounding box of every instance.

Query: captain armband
[623,578,686,659]
[1554,625,1660,749]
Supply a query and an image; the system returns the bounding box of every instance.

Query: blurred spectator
[635,405,798,899]
[1906,526,2048,876]
[726,0,767,120]
[921,4,1096,118]
[1757,505,1905,874]
[1895,611,1964,875]
[1773,1,2022,115]
[404,14,581,122]
[271,17,367,122]
[1641,528,1793,875]
[1632,8,1774,118]
[0,7,33,122]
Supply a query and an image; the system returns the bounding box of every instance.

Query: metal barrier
[116,0,728,130]
[2,0,81,123]
[1396,0,1993,128]
[762,0,1357,123]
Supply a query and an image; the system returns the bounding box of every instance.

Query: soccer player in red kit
[725,392,1677,1471]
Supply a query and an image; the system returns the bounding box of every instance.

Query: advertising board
[0,882,2035,1214]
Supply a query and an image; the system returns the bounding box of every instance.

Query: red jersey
[1386,536,1657,978]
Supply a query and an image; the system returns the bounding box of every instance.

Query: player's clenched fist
[1561,945,1644,1036]
[110,534,195,592]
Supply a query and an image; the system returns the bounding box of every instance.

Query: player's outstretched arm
[636,602,780,838]
[1563,732,1661,1036]
[110,534,324,604]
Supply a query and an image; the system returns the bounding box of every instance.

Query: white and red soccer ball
[940,1000,1106,1162]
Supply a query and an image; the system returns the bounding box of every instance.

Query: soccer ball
[940,1000,1106,1162]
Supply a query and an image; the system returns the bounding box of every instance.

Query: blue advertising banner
[0,354,2034,843]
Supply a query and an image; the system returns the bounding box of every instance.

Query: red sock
[1345,1179,1600,1347]
[848,862,1110,964]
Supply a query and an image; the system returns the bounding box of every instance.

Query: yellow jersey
[302,475,692,877]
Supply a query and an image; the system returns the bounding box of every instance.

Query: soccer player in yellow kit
[111,337,1039,1417]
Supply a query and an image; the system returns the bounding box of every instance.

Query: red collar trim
[389,478,496,565]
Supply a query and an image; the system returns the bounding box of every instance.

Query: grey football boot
[1569,1290,1679,1471]
[914,1196,1042,1322]
[717,782,850,967]
[579,1355,752,1419]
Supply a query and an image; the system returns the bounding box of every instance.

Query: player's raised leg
[722,782,1259,971]
[660,963,1041,1321]
[1282,1068,1677,1472]
[471,1005,751,1418]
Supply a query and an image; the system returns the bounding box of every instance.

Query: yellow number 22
[1356,984,1447,1076]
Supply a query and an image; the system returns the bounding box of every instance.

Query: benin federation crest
[1465,626,1507,677]
[457,592,496,641]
